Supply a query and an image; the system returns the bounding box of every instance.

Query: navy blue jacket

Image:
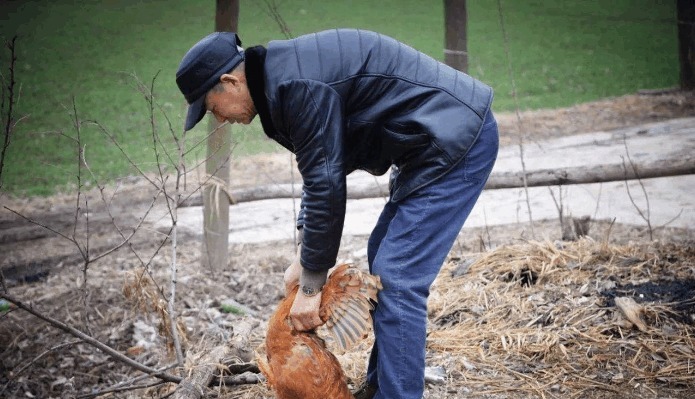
[245,29,493,273]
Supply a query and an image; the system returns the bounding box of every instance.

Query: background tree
[678,0,695,89]
[444,0,468,73]
[202,0,240,271]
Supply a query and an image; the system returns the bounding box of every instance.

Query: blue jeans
[366,110,499,399]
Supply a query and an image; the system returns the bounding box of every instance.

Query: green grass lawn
[0,0,678,196]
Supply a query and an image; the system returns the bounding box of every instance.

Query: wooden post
[202,0,239,271]
[678,0,695,90]
[444,0,468,73]
[215,0,239,32]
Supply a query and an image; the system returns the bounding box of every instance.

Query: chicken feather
[258,264,382,399]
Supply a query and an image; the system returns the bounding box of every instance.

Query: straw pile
[427,238,694,398]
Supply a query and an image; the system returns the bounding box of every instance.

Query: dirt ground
[0,90,694,399]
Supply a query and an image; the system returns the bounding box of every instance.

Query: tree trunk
[444,0,468,73]
[678,0,695,89]
[202,0,240,271]
[216,0,239,31]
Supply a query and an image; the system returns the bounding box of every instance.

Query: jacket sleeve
[277,79,347,273]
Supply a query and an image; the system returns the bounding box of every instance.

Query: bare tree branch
[2,89,185,383]
[183,121,229,157]
[67,97,96,335]
[547,185,575,240]
[85,120,162,190]
[0,37,23,291]
[2,206,80,245]
[262,0,293,39]
[0,45,270,392]
[137,71,186,365]
[81,155,164,264]
[0,291,182,383]
[178,147,235,208]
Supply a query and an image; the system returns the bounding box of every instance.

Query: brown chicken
[258,264,382,399]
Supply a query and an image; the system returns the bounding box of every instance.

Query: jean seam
[396,191,432,392]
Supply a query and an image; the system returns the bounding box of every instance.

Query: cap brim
[184,95,207,131]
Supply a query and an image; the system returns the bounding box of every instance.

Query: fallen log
[485,156,695,189]
[173,345,227,399]
[172,318,257,399]
[226,318,257,363]
[180,157,695,207]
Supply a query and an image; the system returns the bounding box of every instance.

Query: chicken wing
[259,264,382,399]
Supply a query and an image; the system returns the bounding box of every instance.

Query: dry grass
[123,267,189,355]
[426,238,694,398]
[220,238,694,399]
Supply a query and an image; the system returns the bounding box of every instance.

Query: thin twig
[77,381,165,399]
[131,71,178,168]
[483,207,492,250]
[496,0,535,237]
[621,135,653,240]
[77,363,177,399]
[547,185,573,239]
[84,104,172,301]
[262,0,293,39]
[134,224,173,298]
[178,151,232,207]
[69,97,94,336]
[10,340,81,379]
[547,186,564,229]
[592,182,603,220]
[140,72,185,365]
[81,155,164,263]
[85,120,162,191]
[2,206,83,251]
[656,207,683,229]
[183,120,229,158]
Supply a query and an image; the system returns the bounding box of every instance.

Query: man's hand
[289,290,323,331]
[284,240,324,331]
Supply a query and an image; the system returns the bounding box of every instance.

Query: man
[176,29,498,399]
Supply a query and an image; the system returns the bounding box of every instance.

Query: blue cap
[176,32,244,131]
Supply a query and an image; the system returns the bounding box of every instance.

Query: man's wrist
[299,267,328,296]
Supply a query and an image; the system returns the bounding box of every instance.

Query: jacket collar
[244,46,282,142]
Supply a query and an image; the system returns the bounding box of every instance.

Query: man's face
[204,73,257,125]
